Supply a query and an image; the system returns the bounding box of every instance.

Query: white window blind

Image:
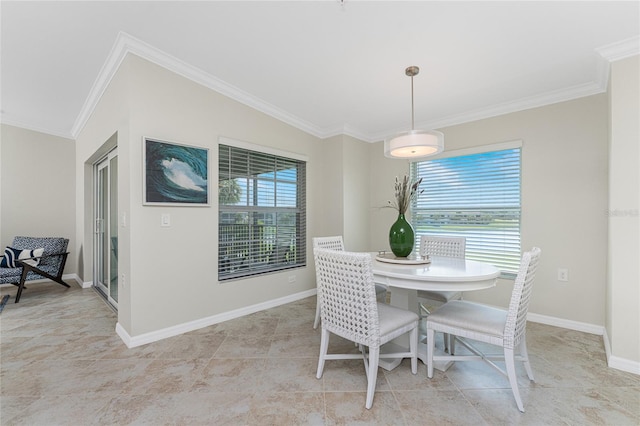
[219,144,306,280]
[411,146,521,276]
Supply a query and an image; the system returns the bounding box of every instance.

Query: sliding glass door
[94,149,118,308]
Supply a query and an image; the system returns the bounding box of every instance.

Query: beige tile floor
[1,282,639,425]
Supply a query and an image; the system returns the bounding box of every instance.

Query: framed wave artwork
[143,137,209,206]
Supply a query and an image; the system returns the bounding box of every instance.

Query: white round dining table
[370,253,500,371]
[372,254,500,292]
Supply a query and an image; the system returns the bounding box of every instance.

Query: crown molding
[596,35,640,62]
[373,80,605,142]
[70,32,130,138]
[589,35,640,97]
[71,32,325,140]
[1,116,74,140]
[71,32,639,143]
[319,123,375,143]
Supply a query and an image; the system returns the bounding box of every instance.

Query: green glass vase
[389,213,414,257]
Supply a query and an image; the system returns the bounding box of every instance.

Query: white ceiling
[1,1,639,141]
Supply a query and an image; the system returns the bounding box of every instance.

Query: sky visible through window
[416,149,520,210]
[412,147,521,274]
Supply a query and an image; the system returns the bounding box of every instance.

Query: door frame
[93,148,118,308]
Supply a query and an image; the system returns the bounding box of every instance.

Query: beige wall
[2,50,636,371]
[369,145,412,252]
[90,55,323,336]
[307,134,372,252]
[310,136,343,241]
[75,56,131,329]
[607,55,640,367]
[0,124,76,275]
[370,95,610,327]
[341,135,371,251]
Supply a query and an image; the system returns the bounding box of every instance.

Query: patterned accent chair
[0,236,70,303]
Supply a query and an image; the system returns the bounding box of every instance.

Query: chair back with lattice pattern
[504,247,541,349]
[312,236,345,251]
[313,248,381,347]
[419,235,466,259]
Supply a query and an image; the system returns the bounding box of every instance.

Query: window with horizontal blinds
[411,146,521,276]
[219,144,306,280]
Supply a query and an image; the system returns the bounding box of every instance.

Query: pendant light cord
[410,74,415,131]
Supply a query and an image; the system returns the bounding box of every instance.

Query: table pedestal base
[378,336,453,372]
[377,287,453,372]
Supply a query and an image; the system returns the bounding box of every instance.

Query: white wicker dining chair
[312,236,387,329]
[426,247,542,412]
[417,235,466,314]
[314,248,419,409]
[418,235,466,352]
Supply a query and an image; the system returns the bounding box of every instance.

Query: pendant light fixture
[384,66,444,160]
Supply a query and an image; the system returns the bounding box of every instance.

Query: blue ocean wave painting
[145,139,208,204]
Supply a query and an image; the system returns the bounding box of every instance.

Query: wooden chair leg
[13,266,69,303]
[14,268,29,303]
[15,283,26,303]
[52,276,70,288]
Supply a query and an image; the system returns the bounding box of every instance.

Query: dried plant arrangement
[386,175,423,215]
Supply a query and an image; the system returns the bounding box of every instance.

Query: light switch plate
[161,213,171,227]
[557,268,568,282]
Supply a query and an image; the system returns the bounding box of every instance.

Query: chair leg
[316,329,330,379]
[419,302,431,317]
[504,347,525,412]
[426,328,435,378]
[449,334,456,355]
[410,326,418,374]
[313,298,321,329]
[14,269,30,303]
[52,276,70,288]
[519,337,535,381]
[365,346,380,409]
[15,282,26,303]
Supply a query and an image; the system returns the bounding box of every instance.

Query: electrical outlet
[120,273,126,288]
[557,268,568,282]
[288,275,296,283]
[161,213,171,227]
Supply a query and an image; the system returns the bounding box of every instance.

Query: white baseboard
[116,288,317,348]
[526,312,605,335]
[527,312,640,375]
[61,273,92,288]
[608,355,640,375]
[602,328,640,375]
[101,289,640,376]
[603,326,612,359]
[1,273,85,288]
